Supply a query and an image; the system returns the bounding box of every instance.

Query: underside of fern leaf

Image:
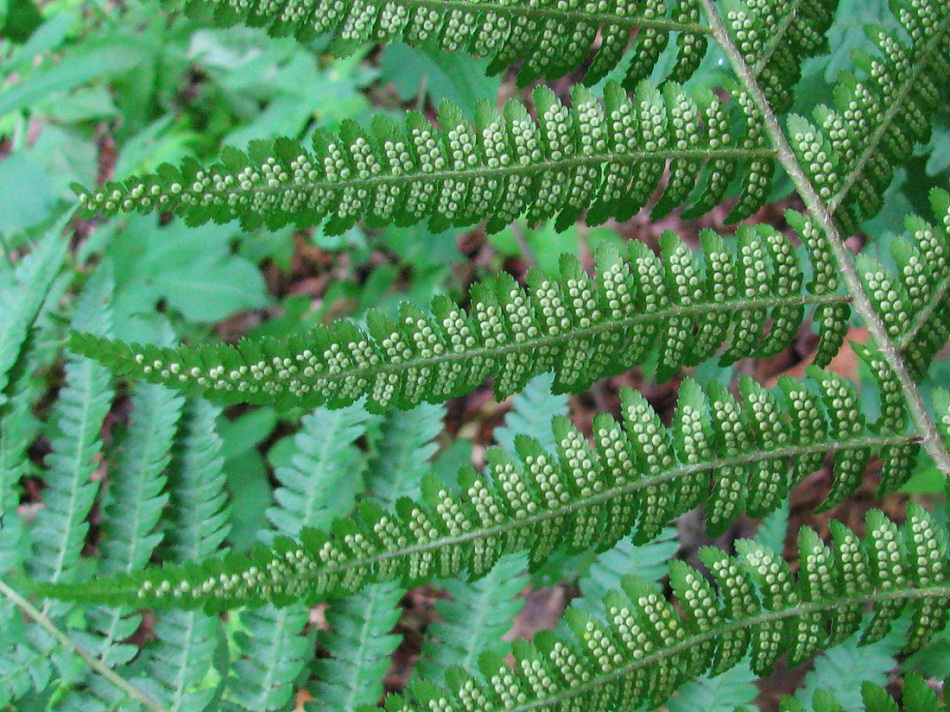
[367,508,949,712]
[173,0,837,98]
[788,0,950,232]
[68,215,863,412]
[77,81,778,234]
[30,363,922,611]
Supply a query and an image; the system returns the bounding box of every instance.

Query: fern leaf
[493,373,569,454]
[163,400,232,562]
[311,405,440,710]
[227,605,313,711]
[100,383,184,575]
[368,402,443,507]
[0,340,47,573]
[781,673,946,712]
[68,219,861,413]
[794,614,909,712]
[0,225,66,403]
[138,400,232,712]
[30,263,115,587]
[313,581,403,711]
[572,528,679,619]
[35,366,923,611]
[787,0,950,231]
[375,506,950,712]
[665,657,757,712]
[416,381,564,684]
[266,402,378,538]
[55,379,186,707]
[228,403,376,710]
[174,0,716,88]
[76,82,775,233]
[417,553,528,687]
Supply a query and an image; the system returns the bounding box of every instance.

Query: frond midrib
[151,148,775,203]
[828,11,950,215]
[508,583,950,712]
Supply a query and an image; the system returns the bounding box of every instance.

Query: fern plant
[5,0,950,710]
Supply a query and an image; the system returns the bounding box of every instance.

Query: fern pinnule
[31,365,922,612]
[380,506,950,712]
[67,219,861,413]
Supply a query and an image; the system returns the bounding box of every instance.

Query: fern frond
[68,219,858,413]
[368,402,443,507]
[163,400,231,561]
[572,528,679,618]
[35,366,922,611]
[313,581,403,711]
[54,380,186,707]
[137,400,231,712]
[377,506,950,712]
[176,0,716,88]
[787,0,950,230]
[228,403,376,710]
[100,383,184,576]
[226,605,314,711]
[1,340,46,572]
[76,81,776,233]
[0,225,66,403]
[780,673,946,712]
[311,406,439,709]
[30,263,115,588]
[792,612,909,712]
[417,552,528,686]
[266,402,378,538]
[492,373,568,455]
[665,658,757,712]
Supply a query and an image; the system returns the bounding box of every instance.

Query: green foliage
[377,507,950,712]
[3,0,950,710]
[33,366,923,610]
[779,673,947,712]
[77,80,775,233]
[66,216,863,411]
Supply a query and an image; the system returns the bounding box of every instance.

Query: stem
[0,577,171,712]
[698,0,950,478]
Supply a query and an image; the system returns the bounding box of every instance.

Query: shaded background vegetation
[1,0,949,709]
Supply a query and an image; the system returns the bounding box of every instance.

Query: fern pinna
[3,0,950,710]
